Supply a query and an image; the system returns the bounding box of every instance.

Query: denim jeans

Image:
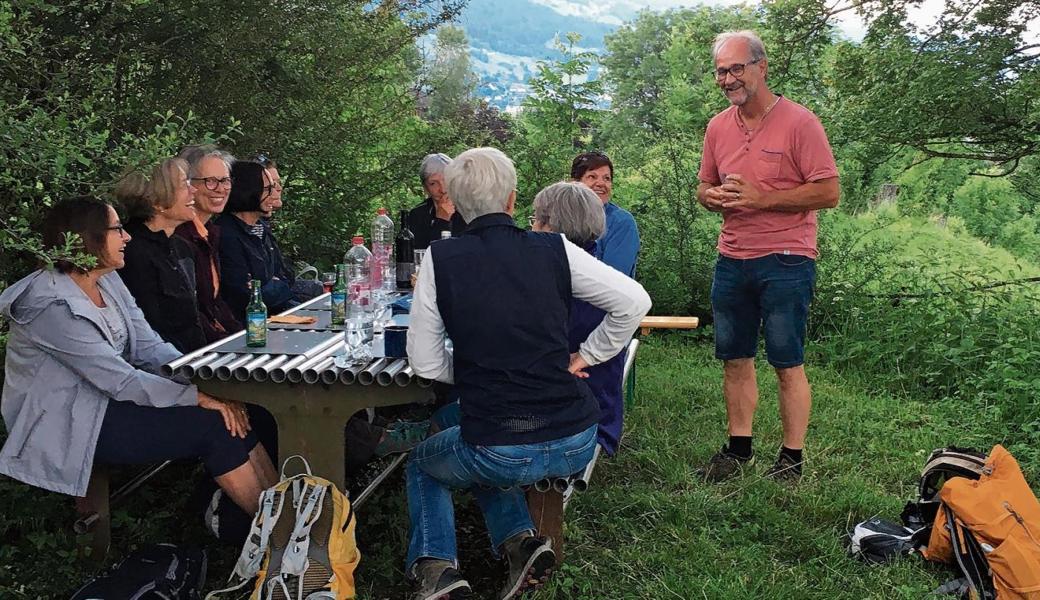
[405,423,598,572]
[711,253,816,368]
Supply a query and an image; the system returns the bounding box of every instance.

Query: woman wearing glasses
[0,197,276,519]
[114,158,208,353]
[173,145,243,344]
[215,160,297,320]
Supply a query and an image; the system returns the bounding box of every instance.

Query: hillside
[455,0,618,110]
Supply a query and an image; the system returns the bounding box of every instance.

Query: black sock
[780,446,803,468]
[727,436,753,460]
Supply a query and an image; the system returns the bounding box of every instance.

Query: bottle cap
[377,208,387,215]
[352,236,364,245]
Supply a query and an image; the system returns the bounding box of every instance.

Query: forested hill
[460,0,615,56]
[455,0,616,109]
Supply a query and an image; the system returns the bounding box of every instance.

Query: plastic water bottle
[344,236,374,348]
[371,208,396,297]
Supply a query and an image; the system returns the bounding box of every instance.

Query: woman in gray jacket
[0,197,276,515]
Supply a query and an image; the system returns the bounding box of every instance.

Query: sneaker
[764,452,803,483]
[412,559,471,600]
[695,446,754,483]
[499,533,556,600]
[375,420,430,457]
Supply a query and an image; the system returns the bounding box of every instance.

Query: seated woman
[215,160,297,320]
[0,197,277,518]
[531,182,627,456]
[406,153,466,249]
[114,157,207,353]
[570,151,641,277]
[173,145,243,343]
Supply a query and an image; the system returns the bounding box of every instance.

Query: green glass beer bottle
[331,263,347,325]
[246,279,267,347]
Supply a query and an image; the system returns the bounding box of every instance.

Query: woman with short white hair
[532,182,628,457]
[406,152,467,249]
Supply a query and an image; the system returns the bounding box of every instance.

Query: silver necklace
[741,95,781,132]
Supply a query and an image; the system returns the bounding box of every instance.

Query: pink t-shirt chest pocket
[755,149,784,181]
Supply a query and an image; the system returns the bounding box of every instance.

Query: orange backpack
[923,445,1040,599]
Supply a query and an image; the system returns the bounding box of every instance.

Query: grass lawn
[0,333,1025,598]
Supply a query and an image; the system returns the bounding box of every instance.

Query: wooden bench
[529,316,699,558]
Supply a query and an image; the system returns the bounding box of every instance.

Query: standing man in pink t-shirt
[695,30,840,483]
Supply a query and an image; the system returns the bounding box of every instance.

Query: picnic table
[162,293,435,488]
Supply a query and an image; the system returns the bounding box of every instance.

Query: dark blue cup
[384,325,408,358]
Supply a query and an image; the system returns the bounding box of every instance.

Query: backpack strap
[281,482,327,576]
[943,505,996,600]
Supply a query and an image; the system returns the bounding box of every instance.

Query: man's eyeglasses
[715,59,760,80]
[527,215,537,228]
[190,176,232,191]
[262,183,283,197]
[107,224,126,236]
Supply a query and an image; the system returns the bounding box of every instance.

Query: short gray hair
[532,182,605,246]
[712,30,767,63]
[176,144,233,178]
[420,153,452,184]
[444,147,516,223]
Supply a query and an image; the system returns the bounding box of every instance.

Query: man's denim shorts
[710,253,816,368]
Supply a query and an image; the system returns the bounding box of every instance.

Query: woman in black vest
[405,147,652,600]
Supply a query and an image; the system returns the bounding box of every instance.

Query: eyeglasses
[254,153,272,167]
[107,224,126,236]
[190,176,232,191]
[262,182,283,197]
[715,59,760,80]
[527,215,536,227]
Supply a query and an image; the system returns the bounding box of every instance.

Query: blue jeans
[405,423,598,573]
[711,253,816,368]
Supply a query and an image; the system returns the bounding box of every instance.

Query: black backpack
[69,543,207,600]
[901,446,988,539]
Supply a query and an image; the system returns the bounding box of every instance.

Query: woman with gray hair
[531,182,628,456]
[172,144,242,343]
[405,152,467,249]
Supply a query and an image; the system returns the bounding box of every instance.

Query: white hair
[176,144,233,178]
[444,147,516,223]
[420,153,452,184]
[532,182,605,246]
[712,30,767,63]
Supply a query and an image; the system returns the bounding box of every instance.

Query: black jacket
[406,198,467,250]
[117,221,208,353]
[214,213,296,321]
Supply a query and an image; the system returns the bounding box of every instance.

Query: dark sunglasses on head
[253,153,272,168]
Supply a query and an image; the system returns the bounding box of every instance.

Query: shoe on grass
[411,559,471,600]
[764,452,803,483]
[499,533,556,600]
[374,419,430,457]
[695,445,754,483]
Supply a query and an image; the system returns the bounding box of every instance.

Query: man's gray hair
[712,30,767,63]
[176,144,234,177]
[532,182,605,246]
[419,153,452,184]
[444,147,516,223]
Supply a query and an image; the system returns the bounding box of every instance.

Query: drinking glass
[321,272,336,294]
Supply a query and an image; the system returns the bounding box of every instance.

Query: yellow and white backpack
[207,456,360,600]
